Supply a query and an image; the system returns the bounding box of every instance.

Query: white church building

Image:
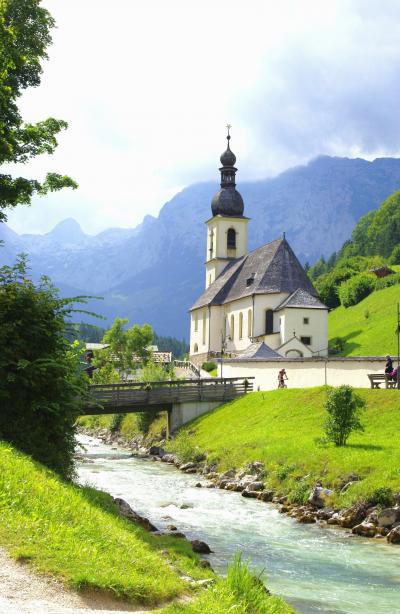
[189,130,329,365]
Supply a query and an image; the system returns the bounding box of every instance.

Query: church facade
[189,131,328,365]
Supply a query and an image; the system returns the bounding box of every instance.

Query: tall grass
[0,442,210,605]
[163,554,294,613]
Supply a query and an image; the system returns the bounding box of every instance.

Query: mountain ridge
[1,155,400,338]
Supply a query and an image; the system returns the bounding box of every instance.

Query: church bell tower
[205,126,249,288]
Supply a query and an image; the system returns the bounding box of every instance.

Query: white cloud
[5,0,400,234]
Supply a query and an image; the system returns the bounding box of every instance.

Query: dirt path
[0,548,151,614]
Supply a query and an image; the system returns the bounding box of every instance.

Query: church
[189,129,328,365]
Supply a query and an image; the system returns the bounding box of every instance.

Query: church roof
[191,237,318,310]
[235,342,282,360]
[275,288,328,311]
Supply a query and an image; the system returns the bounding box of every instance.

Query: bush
[389,245,400,265]
[374,272,400,291]
[0,257,86,478]
[329,336,345,355]
[368,487,394,507]
[202,361,217,373]
[323,386,366,446]
[339,273,375,307]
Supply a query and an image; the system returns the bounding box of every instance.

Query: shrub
[389,245,400,265]
[374,272,400,291]
[137,410,160,435]
[329,336,345,355]
[368,487,394,507]
[110,413,124,433]
[0,257,86,478]
[323,386,366,446]
[202,361,217,373]
[339,273,375,307]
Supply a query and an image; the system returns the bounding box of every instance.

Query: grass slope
[0,442,209,606]
[329,283,400,356]
[0,442,294,613]
[168,388,400,508]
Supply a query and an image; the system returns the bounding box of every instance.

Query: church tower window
[230,314,235,340]
[194,312,198,331]
[202,310,206,345]
[227,228,236,250]
[239,312,243,339]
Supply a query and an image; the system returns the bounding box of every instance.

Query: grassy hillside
[0,441,293,613]
[329,283,400,356]
[167,388,400,508]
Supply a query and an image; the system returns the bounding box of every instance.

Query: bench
[368,374,398,389]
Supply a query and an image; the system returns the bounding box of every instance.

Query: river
[76,435,399,613]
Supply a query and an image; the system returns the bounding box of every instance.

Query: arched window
[265,309,274,335]
[202,310,207,345]
[193,343,199,353]
[227,228,236,250]
[230,314,235,340]
[239,312,243,339]
[248,309,252,338]
[194,312,198,332]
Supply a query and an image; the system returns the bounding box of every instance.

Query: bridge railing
[174,360,201,378]
[83,377,254,414]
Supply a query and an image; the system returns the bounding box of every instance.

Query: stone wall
[218,356,390,390]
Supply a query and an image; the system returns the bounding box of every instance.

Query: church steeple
[211,126,244,217]
[205,126,249,289]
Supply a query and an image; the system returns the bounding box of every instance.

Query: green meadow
[329,283,400,356]
[167,388,400,508]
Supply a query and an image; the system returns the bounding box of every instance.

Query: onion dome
[211,125,244,217]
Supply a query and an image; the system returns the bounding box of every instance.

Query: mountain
[2,155,400,338]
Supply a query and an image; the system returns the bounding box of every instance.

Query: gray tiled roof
[191,238,318,310]
[235,342,282,360]
[275,288,328,311]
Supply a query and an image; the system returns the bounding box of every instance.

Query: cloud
[5,0,400,234]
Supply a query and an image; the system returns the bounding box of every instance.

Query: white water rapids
[76,435,399,613]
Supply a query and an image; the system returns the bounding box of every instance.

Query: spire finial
[283,231,286,240]
[226,123,231,145]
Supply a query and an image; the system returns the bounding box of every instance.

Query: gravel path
[0,548,151,614]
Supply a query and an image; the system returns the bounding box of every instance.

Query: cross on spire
[226,123,231,141]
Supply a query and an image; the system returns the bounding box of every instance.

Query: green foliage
[91,361,120,384]
[368,487,394,507]
[164,554,294,613]
[389,245,400,265]
[339,273,375,307]
[100,318,154,376]
[202,361,217,373]
[166,430,202,464]
[66,322,106,343]
[0,442,213,604]
[0,257,87,478]
[153,333,188,359]
[374,271,400,291]
[0,0,77,219]
[110,413,124,434]
[323,386,366,447]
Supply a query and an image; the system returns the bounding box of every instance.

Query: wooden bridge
[82,377,254,435]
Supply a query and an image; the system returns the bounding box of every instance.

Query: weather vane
[226,123,231,139]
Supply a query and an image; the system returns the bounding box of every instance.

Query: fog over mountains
[2,155,400,338]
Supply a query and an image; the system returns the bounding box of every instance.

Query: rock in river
[191,539,213,553]
[114,497,158,532]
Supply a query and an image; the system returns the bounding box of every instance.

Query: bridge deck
[83,377,254,415]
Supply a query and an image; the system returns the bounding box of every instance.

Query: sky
[5,0,400,235]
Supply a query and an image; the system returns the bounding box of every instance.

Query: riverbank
[0,440,294,613]
[83,387,400,544]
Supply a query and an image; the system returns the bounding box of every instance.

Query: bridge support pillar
[169,400,221,434]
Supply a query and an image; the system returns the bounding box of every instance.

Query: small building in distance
[189,129,328,365]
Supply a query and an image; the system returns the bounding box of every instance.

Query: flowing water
[76,435,399,613]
